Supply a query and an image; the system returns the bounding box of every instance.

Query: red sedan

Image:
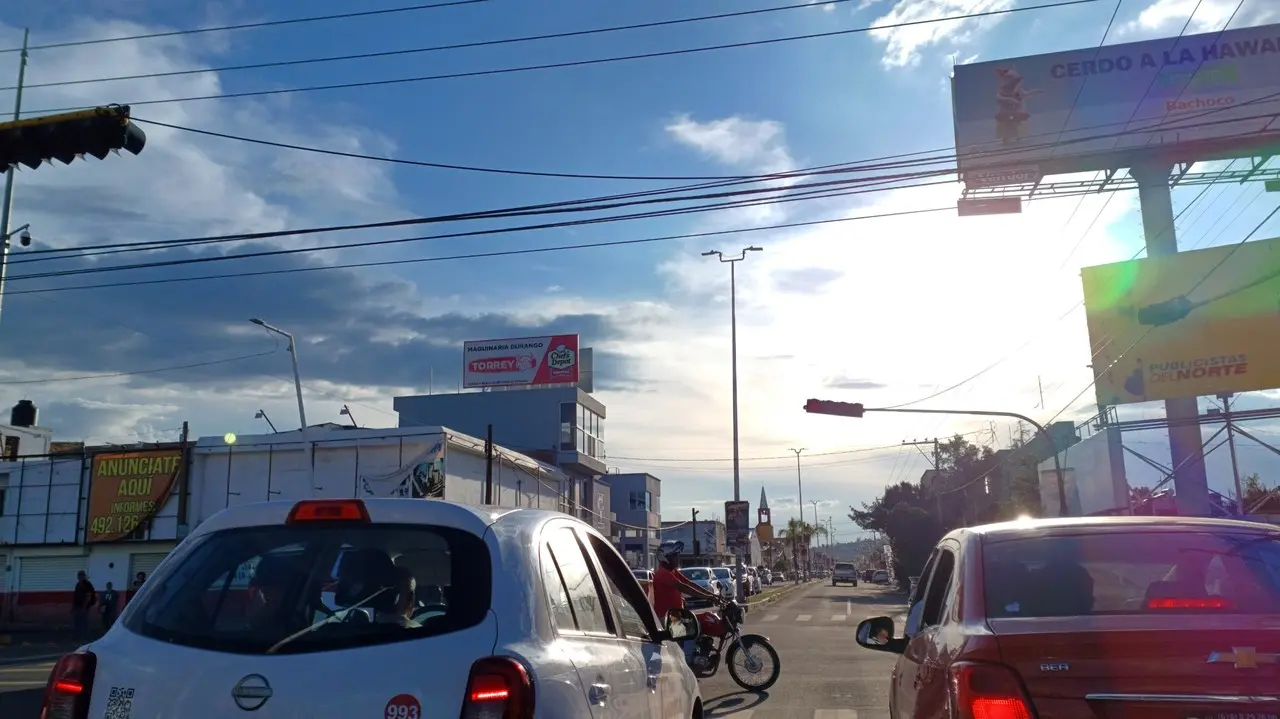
[856,516,1280,719]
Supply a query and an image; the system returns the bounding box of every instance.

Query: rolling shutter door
[18,556,86,591]
[129,552,169,579]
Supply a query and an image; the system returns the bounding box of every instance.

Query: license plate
[1187,706,1280,711]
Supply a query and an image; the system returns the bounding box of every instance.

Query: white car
[709,566,737,600]
[677,566,721,608]
[40,498,703,719]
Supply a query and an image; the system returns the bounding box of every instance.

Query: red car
[856,516,1280,719]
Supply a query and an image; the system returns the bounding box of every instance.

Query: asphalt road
[0,583,906,718]
[700,581,906,719]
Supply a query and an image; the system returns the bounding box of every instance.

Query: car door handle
[588,683,610,705]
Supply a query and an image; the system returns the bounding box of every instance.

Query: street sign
[957,196,1023,217]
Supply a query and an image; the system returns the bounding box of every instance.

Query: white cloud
[870,0,1015,68]
[1118,0,1280,38]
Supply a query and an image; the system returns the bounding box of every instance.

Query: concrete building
[605,473,660,569]
[0,401,52,460]
[660,519,729,565]
[0,424,569,626]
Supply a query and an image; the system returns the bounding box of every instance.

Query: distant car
[710,566,737,600]
[854,515,1280,719]
[679,566,722,609]
[40,498,703,719]
[633,568,654,598]
[832,562,859,586]
[871,570,889,584]
[744,567,761,595]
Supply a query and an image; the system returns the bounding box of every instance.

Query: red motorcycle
[688,599,781,691]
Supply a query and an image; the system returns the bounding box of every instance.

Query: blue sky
[1,0,1279,537]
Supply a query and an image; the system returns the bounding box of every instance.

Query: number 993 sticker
[385,693,421,719]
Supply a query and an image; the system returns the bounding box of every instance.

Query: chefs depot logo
[547,344,576,375]
[469,354,536,373]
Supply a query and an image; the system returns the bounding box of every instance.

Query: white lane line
[762,614,779,622]
[846,599,852,616]
[831,614,847,621]
[796,614,812,622]
[814,710,858,719]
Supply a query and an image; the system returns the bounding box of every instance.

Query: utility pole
[789,447,805,521]
[903,438,942,518]
[0,29,29,324]
[691,509,700,562]
[1219,393,1245,514]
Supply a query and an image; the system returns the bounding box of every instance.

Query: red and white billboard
[462,334,580,389]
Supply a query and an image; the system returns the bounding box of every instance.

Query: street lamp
[250,318,314,494]
[809,499,820,576]
[703,246,762,584]
[254,409,278,433]
[790,447,805,521]
[0,222,32,324]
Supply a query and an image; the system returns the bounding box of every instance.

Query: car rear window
[983,530,1280,617]
[836,563,855,571]
[681,568,710,581]
[122,523,491,655]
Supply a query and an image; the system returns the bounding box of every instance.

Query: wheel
[726,636,781,692]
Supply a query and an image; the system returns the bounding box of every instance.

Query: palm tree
[778,517,819,580]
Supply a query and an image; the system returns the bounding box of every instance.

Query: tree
[1242,473,1271,512]
[850,481,942,591]
[848,481,927,534]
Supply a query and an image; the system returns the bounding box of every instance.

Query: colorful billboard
[952,23,1280,185]
[725,500,750,552]
[86,449,184,543]
[1081,236,1280,406]
[462,334,580,389]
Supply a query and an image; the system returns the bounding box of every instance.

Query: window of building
[559,403,575,452]
[645,491,654,513]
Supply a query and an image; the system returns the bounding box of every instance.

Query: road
[701,581,905,719]
[0,582,905,718]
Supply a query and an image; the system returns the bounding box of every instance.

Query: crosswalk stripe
[830,614,847,621]
[796,614,812,622]
[814,711,858,719]
[761,614,779,622]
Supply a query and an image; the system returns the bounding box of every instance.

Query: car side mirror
[663,607,700,643]
[856,616,906,654]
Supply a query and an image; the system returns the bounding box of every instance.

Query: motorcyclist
[652,540,721,667]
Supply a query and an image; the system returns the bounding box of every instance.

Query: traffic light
[804,398,865,418]
[0,105,146,170]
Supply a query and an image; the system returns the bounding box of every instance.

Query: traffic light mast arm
[0,105,134,132]
[802,398,1070,517]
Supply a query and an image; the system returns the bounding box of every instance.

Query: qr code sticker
[105,686,135,719]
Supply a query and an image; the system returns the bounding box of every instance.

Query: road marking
[761,614,779,622]
[814,711,858,719]
[796,614,812,622]
[846,599,852,616]
[831,614,847,621]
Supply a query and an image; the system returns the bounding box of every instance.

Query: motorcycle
[688,599,781,692]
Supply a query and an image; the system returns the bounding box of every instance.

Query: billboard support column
[1131,163,1210,517]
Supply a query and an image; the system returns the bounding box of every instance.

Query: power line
[0,349,280,384]
[0,1,488,54]
[16,103,1279,271]
[25,0,1101,114]
[10,0,859,92]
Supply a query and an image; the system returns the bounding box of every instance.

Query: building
[605,473,660,569]
[660,519,729,565]
[0,424,570,626]
[0,401,52,460]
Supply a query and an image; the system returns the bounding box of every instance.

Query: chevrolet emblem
[1207,647,1280,669]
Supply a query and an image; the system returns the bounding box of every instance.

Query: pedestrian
[100,581,119,630]
[127,571,146,605]
[71,571,96,640]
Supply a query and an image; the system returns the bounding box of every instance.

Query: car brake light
[42,651,97,719]
[950,661,1034,719]
[286,499,370,524]
[461,656,534,719]
[1146,596,1231,610]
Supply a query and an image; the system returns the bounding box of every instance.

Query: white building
[0,424,571,625]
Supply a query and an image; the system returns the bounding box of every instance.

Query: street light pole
[0,29,30,325]
[809,498,820,576]
[250,318,314,495]
[703,246,762,588]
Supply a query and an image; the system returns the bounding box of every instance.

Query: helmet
[659,540,684,560]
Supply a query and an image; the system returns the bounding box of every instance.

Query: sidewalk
[0,638,81,666]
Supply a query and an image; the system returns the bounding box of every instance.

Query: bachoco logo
[469,354,537,373]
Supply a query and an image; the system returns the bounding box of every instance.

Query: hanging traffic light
[0,105,146,170]
[804,398,865,418]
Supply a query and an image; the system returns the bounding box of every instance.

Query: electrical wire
[0,1,488,54]
[10,0,860,92]
[0,349,281,384]
[607,442,915,463]
[16,88,1276,268]
[25,0,1102,114]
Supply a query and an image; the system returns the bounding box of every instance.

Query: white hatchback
[40,498,703,719]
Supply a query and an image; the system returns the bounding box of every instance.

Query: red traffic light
[804,399,865,418]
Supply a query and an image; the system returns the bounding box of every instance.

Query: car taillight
[461,657,534,719]
[286,499,370,523]
[949,661,1034,719]
[1146,596,1231,610]
[42,651,96,719]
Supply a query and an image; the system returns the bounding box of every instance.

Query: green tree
[1242,473,1270,512]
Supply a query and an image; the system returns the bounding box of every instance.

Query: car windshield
[711,568,732,580]
[122,523,491,655]
[632,570,648,579]
[983,530,1280,617]
[681,568,710,581]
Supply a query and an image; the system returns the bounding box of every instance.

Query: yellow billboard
[1081,236,1280,406]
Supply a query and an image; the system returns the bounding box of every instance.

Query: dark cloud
[823,376,887,390]
[774,267,843,294]
[0,241,638,395]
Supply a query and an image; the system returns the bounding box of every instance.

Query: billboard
[86,449,184,543]
[952,23,1280,185]
[1081,236,1280,406]
[724,500,750,552]
[462,334,580,389]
